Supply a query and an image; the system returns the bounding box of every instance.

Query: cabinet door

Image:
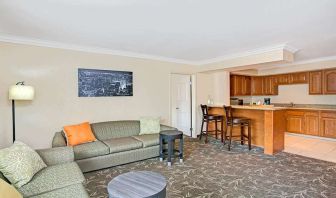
[262,76,278,95]
[290,72,308,84]
[277,74,290,85]
[305,112,320,136]
[286,111,305,133]
[243,76,251,95]
[230,75,248,96]
[323,69,336,94]
[251,76,263,95]
[320,112,336,138]
[309,71,323,94]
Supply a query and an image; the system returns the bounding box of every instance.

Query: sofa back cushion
[91,120,140,140]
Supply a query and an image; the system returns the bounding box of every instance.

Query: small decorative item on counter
[207,95,214,105]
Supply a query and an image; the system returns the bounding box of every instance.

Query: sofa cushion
[103,137,143,154]
[91,120,140,140]
[139,117,160,135]
[132,134,160,147]
[74,141,109,160]
[29,184,89,198]
[18,162,85,197]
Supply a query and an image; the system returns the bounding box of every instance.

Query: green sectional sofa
[52,120,175,172]
[0,147,89,198]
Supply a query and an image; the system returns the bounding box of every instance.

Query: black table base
[159,130,183,166]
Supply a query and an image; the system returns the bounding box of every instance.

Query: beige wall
[0,42,196,149]
[195,71,230,135]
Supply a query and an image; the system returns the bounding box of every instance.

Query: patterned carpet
[84,138,336,198]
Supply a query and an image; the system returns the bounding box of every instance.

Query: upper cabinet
[276,74,290,85]
[230,67,336,97]
[230,75,251,96]
[251,76,264,95]
[308,68,336,95]
[290,72,308,84]
[323,69,336,94]
[262,76,278,95]
[309,71,323,94]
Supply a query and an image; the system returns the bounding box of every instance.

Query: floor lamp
[9,82,35,143]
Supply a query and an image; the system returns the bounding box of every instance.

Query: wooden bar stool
[223,105,251,151]
[199,104,224,143]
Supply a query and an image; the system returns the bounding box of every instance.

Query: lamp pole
[12,99,16,142]
[11,81,25,143]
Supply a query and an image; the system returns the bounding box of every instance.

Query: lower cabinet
[305,112,320,136]
[286,111,305,134]
[286,110,336,139]
[320,111,336,138]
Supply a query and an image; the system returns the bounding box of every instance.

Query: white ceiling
[0,0,336,65]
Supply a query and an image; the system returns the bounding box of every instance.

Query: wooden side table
[159,130,183,166]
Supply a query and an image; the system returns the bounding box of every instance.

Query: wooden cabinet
[230,75,251,96]
[320,111,336,138]
[290,72,308,84]
[323,69,336,94]
[251,76,263,95]
[305,111,320,136]
[286,110,336,138]
[309,71,323,94]
[286,111,305,134]
[230,67,336,97]
[262,76,278,95]
[243,76,251,95]
[276,74,290,85]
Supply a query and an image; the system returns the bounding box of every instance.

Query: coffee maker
[264,98,271,105]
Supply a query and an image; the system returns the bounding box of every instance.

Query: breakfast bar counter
[208,105,287,155]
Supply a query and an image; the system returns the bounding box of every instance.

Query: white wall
[0,42,195,149]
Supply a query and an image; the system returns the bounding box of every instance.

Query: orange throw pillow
[63,122,96,146]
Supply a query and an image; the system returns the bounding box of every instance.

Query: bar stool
[223,105,251,151]
[199,104,224,143]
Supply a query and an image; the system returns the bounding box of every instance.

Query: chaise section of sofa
[52,120,176,172]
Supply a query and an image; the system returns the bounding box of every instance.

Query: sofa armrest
[160,124,177,131]
[52,132,67,147]
[36,147,74,166]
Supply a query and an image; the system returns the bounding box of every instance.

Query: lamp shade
[9,85,35,100]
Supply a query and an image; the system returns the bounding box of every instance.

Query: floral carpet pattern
[84,138,336,198]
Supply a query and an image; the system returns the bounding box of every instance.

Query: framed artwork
[78,68,133,97]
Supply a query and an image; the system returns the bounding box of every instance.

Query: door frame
[170,73,196,137]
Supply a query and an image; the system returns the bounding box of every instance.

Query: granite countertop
[208,104,336,111]
[273,104,336,111]
[208,104,286,111]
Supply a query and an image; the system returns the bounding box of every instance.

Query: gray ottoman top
[108,171,167,198]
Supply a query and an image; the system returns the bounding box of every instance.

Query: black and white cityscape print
[78,68,133,97]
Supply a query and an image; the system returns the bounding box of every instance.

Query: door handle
[176,107,180,110]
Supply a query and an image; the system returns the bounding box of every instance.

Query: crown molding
[0,34,197,65]
[258,55,336,71]
[196,44,298,65]
[0,34,301,67]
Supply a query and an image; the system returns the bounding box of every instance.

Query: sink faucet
[289,102,294,107]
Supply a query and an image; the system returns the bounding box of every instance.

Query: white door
[171,74,191,136]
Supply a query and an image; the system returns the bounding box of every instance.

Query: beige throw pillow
[139,117,161,135]
[0,142,47,188]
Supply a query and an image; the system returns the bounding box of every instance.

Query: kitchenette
[206,67,336,158]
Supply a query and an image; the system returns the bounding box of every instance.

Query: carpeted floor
[84,138,336,198]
